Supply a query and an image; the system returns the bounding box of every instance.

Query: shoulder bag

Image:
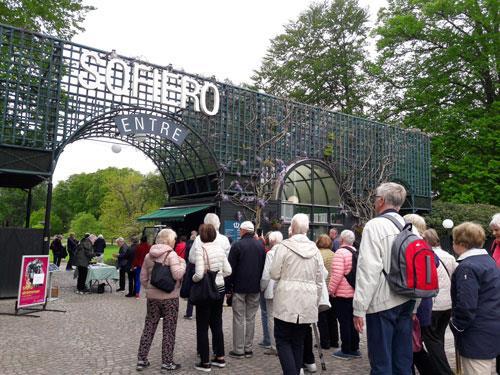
[189,246,221,305]
[150,251,176,293]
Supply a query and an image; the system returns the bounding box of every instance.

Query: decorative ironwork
[0,23,431,209]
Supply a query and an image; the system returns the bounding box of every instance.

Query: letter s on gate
[79,51,101,90]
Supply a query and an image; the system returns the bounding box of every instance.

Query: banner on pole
[17,255,49,309]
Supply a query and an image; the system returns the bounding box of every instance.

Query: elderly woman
[270,213,324,375]
[260,231,284,356]
[490,213,500,268]
[136,228,186,372]
[192,224,232,372]
[450,222,500,375]
[422,228,457,375]
[328,230,360,360]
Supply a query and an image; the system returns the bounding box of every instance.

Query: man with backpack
[353,182,433,375]
[328,229,360,360]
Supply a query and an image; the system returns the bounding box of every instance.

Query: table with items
[85,264,119,292]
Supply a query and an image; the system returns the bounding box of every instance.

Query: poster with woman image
[17,255,49,308]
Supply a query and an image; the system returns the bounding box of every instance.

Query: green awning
[137,204,213,222]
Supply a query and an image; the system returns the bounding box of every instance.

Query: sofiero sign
[17,255,49,309]
[78,52,220,116]
[114,115,189,146]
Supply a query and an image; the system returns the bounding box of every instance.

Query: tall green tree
[0,0,94,38]
[252,0,371,115]
[372,0,499,205]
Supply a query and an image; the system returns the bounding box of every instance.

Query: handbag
[150,251,176,293]
[189,247,221,305]
[180,262,195,298]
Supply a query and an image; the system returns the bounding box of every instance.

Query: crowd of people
[51,182,500,375]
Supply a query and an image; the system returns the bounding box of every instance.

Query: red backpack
[382,214,438,298]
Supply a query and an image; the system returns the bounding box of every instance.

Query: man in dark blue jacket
[450,222,500,374]
[226,221,266,359]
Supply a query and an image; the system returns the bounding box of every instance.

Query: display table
[85,264,119,292]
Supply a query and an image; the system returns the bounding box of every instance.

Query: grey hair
[156,228,177,246]
[376,182,407,209]
[403,214,427,235]
[116,237,124,243]
[204,213,220,231]
[268,231,283,245]
[490,213,500,228]
[291,213,309,235]
[340,230,355,245]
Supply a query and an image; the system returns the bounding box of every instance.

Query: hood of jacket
[281,234,318,259]
[149,243,173,259]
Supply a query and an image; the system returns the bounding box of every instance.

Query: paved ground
[0,263,470,375]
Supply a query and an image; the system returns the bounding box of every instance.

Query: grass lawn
[50,243,120,264]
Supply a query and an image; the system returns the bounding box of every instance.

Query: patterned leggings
[137,298,179,364]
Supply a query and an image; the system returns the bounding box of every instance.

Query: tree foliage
[0,0,95,38]
[69,211,101,239]
[372,0,499,205]
[252,0,371,115]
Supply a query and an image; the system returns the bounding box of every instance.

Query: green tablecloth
[85,265,119,288]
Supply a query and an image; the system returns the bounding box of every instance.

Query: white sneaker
[299,369,304,375]
[304,363,317,373]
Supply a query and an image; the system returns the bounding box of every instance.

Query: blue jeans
[260,292,271,346]
[134,267,141,295]
[366,300,415,375]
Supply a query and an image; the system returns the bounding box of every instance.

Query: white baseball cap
[240,221,255,232]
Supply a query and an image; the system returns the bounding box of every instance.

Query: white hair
[376,182,407,209]
[88,234,97,244]
[156,228,177,246]
[204,213,220,231]
[340,230,355,245]
[116,237,124,243]
[291,213,309,235]
[98,234,103,239]
[268,231,283,246]
[490,213,500,228]
[403,213,427,235]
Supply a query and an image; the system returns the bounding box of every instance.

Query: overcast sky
[53,0,387,185]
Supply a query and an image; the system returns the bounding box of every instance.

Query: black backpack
[342,245,358,288]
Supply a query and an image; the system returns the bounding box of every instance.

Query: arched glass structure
[280,161,342,238]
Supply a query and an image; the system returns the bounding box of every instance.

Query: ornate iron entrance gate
[0,23,432,251]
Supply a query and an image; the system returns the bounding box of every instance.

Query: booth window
[280,161,341,235]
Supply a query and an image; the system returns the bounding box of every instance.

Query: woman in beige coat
[136,229,186,372]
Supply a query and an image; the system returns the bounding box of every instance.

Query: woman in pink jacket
[328,229,360,360]
[136,229,186,372]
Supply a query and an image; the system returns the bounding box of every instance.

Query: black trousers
[303,324,315,365]
[53,255,62,267]
[421,310,453,375]
[413,348,436,375]
[195,297,225,364]
[335,297,359,354]
[77,266,88,291]
[274,318,308,375]
[319,296,339,348]
[127,270,135,295]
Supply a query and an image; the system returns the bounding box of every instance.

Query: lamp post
[442,219,454,253]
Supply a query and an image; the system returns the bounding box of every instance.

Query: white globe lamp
[442,219,454,229]
[111,144,122,153]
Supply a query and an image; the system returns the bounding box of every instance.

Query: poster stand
[0,256,66,318]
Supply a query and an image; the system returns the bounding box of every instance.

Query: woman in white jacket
[192,224,232,372]
[260,231,283,355]
[422,228,457,375]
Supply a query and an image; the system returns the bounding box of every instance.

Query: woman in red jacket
[132,235,151,298]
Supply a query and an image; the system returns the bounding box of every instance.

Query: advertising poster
[17,255,49,309]
[223,220,241,244]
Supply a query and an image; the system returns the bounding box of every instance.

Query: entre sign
[114,115,189,146]
[78,52,220,116]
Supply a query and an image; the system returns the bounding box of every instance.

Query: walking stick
[449,322,462,375]
[311,323,327,372]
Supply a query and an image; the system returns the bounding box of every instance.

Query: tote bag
[189,247,221,305]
